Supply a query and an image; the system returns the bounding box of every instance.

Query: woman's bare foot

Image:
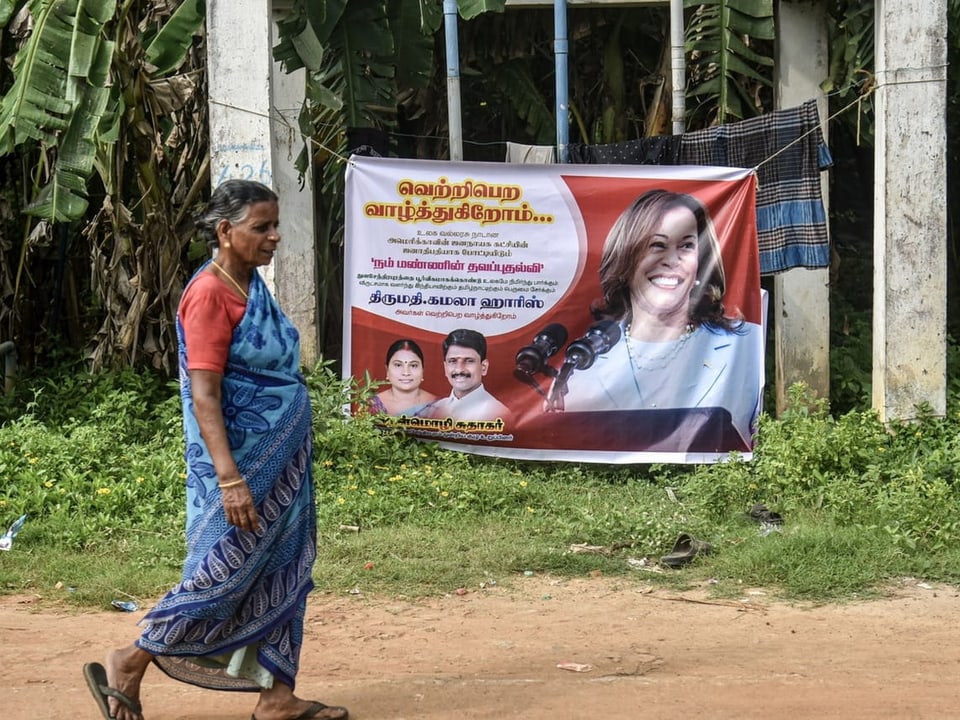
[104,645,152,720]
[253,683,348,720]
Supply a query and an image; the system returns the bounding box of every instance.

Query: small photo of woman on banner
[368,339,438,417]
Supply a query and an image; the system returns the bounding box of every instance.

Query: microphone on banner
[561,320,621,373]
[514,323,568,377]
[547,320,622,410]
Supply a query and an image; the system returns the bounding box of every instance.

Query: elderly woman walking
[83,180,348,720]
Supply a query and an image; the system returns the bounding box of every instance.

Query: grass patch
[315,520,643,598]
[5,363,960,609]
[0,532,184,609]
[705,518,900,601]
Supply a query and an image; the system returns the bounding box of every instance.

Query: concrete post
[269,24,319,369]
[873,0,947,420]
[772,0,831,412]
[206,0,319,366]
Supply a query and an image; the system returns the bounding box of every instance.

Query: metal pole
[670,0,686,134]
[443,0,463,161]
[555,0,569,162]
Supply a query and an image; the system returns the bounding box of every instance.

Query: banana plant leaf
[328,1,395,129]
[0,0,117,222]
[304,0,347,45]
[458,0,505,21]
[0,0,77,151]
[493,60,555,146]
[0,0,16,25]
[684,0,775,125]
[390,0,441,89]
[30,41,113,221]
[145,0,204,75]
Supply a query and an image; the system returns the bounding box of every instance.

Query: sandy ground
[4,574,960,720]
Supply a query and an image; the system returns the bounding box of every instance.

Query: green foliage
[706,518,901,601]
[683,0,775,126]
[0,363,184,554]
[0,1,76,151]
[0,0,15,25]
[389,0,442,89]
[457,0,505,21]
[0,361,175,435]
[823,1,875,146]
[7,366,960,606]
[144,0,205,75]
[0,0,118,220]
[679,383,960,561]
[488,60,556,146]
[304,363,690,551]
[829,307,872,413]
[0,1,209,374]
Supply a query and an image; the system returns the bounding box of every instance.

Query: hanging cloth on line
[678,99,832,275]
[566,135,683,165]
[505,142,556,164]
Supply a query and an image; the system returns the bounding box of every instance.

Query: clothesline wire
[211,73,887,171]
[752,83,875,172]
[755,65,949,172]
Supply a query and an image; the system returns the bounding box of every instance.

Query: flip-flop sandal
[83,661,143,720]
[748,503,783,525]
[252,701,350,720]
[660,533,712,568]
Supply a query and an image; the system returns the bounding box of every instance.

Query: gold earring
[222,241,231,248]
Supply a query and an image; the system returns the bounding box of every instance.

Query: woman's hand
[220,480,260,532]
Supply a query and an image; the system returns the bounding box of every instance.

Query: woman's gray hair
[194,180,278,249]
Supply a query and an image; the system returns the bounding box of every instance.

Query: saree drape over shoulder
[138,265,316,692]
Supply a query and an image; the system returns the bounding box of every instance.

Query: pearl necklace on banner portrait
[623,322,699,407]
[624,322,696,371]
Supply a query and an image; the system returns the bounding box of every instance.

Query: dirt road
[4,575,959,720]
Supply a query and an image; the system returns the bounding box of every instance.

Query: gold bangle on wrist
[218,478,246,489]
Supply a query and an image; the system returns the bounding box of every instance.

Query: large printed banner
[344,157,764,463]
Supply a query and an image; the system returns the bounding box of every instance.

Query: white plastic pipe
[443,0,463,161]
[555,0,569,162]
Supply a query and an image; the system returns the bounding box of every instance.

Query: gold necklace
[211,260,248,300]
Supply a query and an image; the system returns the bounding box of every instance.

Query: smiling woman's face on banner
[628,204,700,326]
[386,349,425,390]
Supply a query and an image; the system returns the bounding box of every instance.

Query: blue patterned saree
[138,265,316,692]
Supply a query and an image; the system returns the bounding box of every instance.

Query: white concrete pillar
[269,18,318,368]
[773,0,831,412]
[206,0,318,366]
[873,0,947,420]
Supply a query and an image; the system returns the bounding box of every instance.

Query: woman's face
[219,200,281,269]
[386,349,424,391]
[629,205,700,323]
